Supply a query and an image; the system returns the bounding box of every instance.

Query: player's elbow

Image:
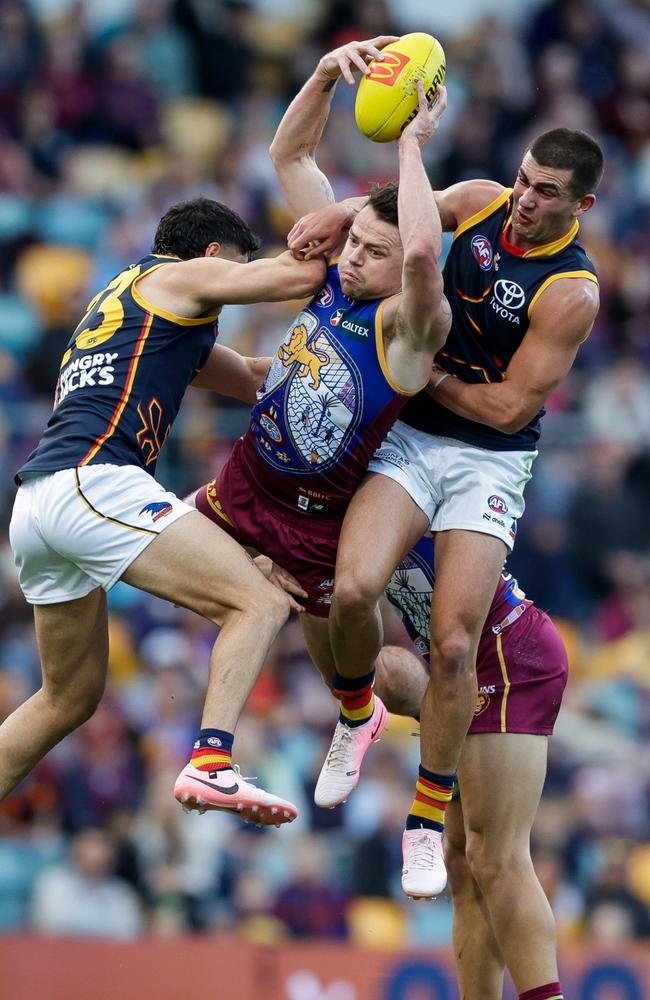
[404,245,443,298]
[493,415,527,434]
[404,234,440,272]
[294,258,327,297]
[491,403,536,434]
[269,138,313,167]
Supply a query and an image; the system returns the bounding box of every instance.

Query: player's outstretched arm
[383,84,451,392]
[395,84,450,346]
[154,250,326,314]
[191,345,271,403]
[286,180,506,261]
[428,277,599,433]
[269,36,397,224]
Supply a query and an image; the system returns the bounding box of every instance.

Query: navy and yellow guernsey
[402,187,598,450]
[236,262,416,519]
[16,255,218,482]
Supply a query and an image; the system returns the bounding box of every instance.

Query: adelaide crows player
[4,196,324,825]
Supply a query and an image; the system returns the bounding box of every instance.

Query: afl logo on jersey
[494,279,525,310]
[316,285,334,308]
[330,308,344,327]
[487,494,508,515]
[471,235,493,271]
[260,413,282,443]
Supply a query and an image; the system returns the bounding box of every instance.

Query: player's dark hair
[152,196,261,260]
[528,128,604,199]
[366,182,399,227]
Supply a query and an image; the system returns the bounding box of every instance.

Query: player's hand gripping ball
[355,33,446,143]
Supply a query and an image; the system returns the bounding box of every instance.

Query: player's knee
[43,672,105,728]
[240,583,291,633]
[444,830,474,895]
[263,587,292,630]
[332,571,381,620]
[430,629,473,674]
[465,830,520,889]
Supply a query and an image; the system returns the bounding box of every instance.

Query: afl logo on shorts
[471,235,493,271]
[316,285,334,308]
[260,413,282,443]
[488,494,508,515]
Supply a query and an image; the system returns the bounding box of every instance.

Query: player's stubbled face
[338,206,403,300]
[511,153,580,247]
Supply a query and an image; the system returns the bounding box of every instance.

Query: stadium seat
[347,897,408,948]
[34,196,111,251]
[15,244,92,327]
[0,293,42,359]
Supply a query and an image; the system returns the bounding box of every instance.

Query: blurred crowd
[0,0,649,948]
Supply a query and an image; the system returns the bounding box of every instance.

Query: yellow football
[354,33,446,143]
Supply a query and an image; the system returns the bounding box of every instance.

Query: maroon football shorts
[195,454,340,618]
[470,604,568,735]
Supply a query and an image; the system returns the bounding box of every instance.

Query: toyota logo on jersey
[493,279,525,310]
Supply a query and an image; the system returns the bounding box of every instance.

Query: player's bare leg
[301,613,336,691]
[458,733,559,994]
[445,795,505,999]
[301,609,387,806]
[375,644,428,718]
[123,510,298,824]
[329,473,428,680]
[0,588,108,801]
[313,475,427,808]
[421,530,505,775]
[401,530,505,899]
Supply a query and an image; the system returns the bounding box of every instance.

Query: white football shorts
[368,421,537,551]
[10,464,193,604]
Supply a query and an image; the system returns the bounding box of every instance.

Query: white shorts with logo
[367,421,537,551]
[10,464,193,604]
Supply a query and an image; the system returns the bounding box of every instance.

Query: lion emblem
[278,324,330,390]
[474,690,490,716]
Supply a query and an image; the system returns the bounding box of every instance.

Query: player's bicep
[434,180,506,232]
[191,344,241,392]
[505,281,598,397]
[181,254,325,307]
[274,157,336,222]
[504,329,581,400]
[396,254,446,345]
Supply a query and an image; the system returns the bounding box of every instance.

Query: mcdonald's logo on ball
[355,33,446,143]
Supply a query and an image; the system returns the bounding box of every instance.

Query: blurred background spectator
[0,0,648,947]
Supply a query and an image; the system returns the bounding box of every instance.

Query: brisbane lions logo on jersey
[471,235,493,271]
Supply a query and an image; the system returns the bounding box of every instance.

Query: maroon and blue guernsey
[386,535,567,736]
[236,262,416,519]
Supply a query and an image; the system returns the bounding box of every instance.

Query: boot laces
[325,723,355,768]
[408,830,442,869]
